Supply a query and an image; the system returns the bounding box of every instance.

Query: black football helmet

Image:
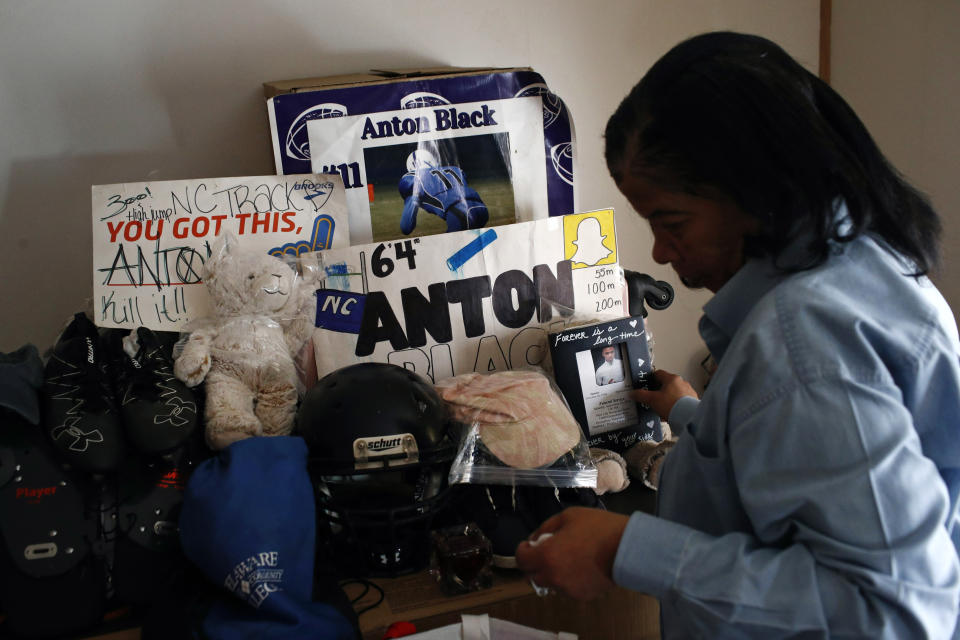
[296,363,460,577]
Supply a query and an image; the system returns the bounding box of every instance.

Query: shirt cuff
[668,395,699,428]
[612,511,694,598]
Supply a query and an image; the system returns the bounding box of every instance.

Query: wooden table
[347,567,660,639]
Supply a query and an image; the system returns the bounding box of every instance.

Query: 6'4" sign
[370,239,418,278]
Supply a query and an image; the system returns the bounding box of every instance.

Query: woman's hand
[632,369,698,420]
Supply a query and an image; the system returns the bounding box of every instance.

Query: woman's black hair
[605,31,940,275]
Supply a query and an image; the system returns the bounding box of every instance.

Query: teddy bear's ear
[220,232,240,255]
[203,232,239,279]
[275,249,298,274]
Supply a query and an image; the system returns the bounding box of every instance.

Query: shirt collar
[699,256,784,361]
[699,201,850,361]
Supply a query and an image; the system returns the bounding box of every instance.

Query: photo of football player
[398,149,489,234]
[363,133,516,242]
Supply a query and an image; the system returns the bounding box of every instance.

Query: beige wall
[831,0,960,319]
[0,1,819,387]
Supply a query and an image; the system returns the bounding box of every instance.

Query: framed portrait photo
[549,316,662,451]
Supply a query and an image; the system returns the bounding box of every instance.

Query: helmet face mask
[314,466,455,576]
[297,363,460,577]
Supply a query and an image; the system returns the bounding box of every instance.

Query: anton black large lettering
[446,276,491,338]
[492,270,537,328]
[533,260,575,322]
[401,283,452,347]
[353,261,573,355]
[355,292,409,356]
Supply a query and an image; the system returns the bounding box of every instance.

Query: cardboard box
[265,68,576,243]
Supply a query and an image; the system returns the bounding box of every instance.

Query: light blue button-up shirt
[613,224,960,638]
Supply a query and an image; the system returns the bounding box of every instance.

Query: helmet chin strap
[413,465,445,503]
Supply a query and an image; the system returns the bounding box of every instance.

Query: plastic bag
[171,232,319,395]
[169,233,320,448]
[436,369,597,488]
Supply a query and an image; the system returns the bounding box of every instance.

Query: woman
[517,32,960,639]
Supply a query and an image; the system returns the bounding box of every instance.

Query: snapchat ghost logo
[562,209,617,268]
[570,217,613,266]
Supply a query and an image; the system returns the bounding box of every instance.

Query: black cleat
[109,327,199,457]
[42,313,124,473]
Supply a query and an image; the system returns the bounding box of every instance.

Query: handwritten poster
[301,209,627,383]
[91,174,350,332]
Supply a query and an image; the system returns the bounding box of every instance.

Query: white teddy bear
[173,233,315,450]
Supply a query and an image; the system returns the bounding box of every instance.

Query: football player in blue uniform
[398,149,489,235]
